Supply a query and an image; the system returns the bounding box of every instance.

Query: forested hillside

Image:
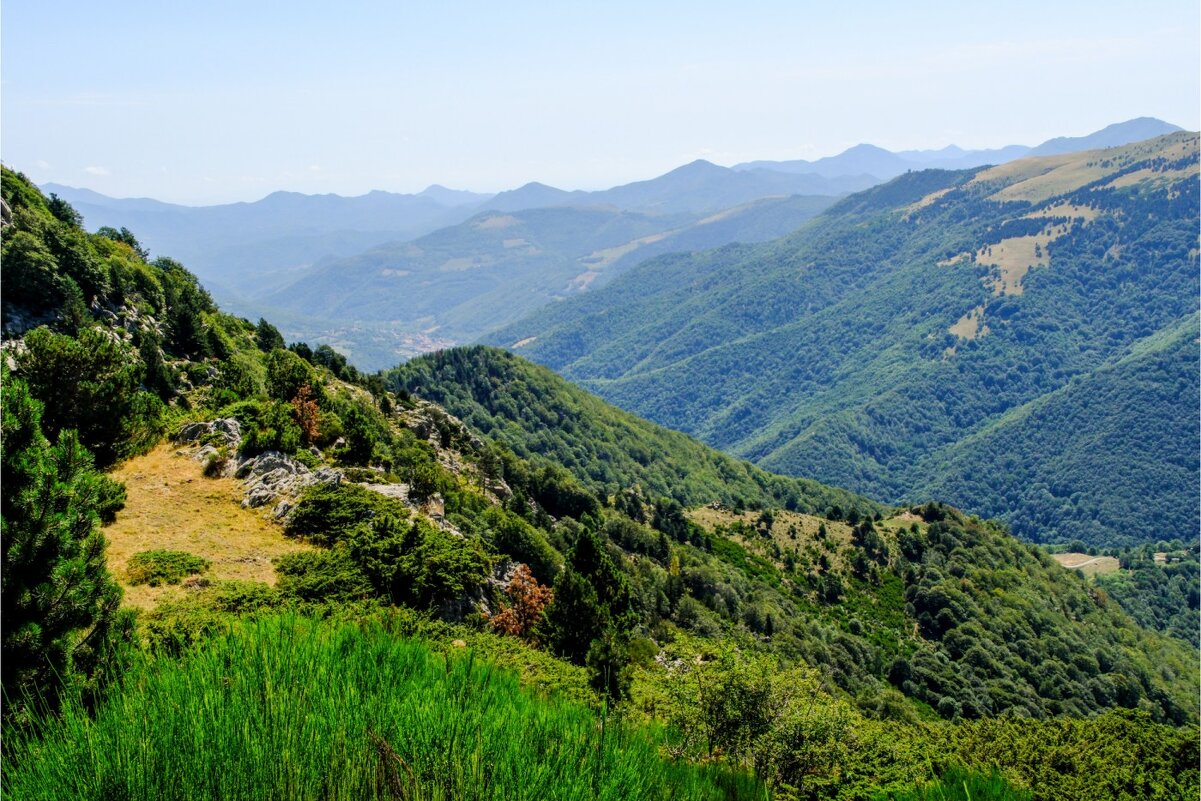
[488,133,1201,547]
[3,168,1197,800]
[385,345,874,515]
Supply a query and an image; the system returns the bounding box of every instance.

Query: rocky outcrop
[236,450,342,515]
[174,419,341,515]
[175,418,243,451]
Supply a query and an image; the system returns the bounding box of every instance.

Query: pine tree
[541,568,604,663]
[1,374,126,718]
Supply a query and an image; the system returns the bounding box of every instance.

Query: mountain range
[41,117,1181,369]
[734,117,1182,178]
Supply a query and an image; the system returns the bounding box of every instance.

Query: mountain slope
[384,345,874,515]
[902,315,1199,544]
[487,132,1200,547]
[4,167,1198,800]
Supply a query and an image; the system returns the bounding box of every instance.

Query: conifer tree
[1,373,125,717]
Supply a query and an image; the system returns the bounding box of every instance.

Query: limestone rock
[175,418,242,451]
[237,450,342,510]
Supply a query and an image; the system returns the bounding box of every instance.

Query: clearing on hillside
[104,444,311,609]
[1051,552,1121,577]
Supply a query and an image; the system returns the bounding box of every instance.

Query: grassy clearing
[104,444,311,609]
[3,615,762,801]
[973,226,1062,296]
[688,506,853,548]
[1023,202,1101,221]
[1052,552,1121,577]
[949,305,989,340]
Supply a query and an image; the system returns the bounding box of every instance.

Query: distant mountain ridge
[249,194,837,370]
[41,117,1182,373]
[734,117,1182,179]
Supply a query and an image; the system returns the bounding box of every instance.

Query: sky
[3,0,1198,205]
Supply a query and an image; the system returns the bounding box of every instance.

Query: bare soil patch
[1052,552,1120,577]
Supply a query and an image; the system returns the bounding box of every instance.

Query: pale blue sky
[4,0,1198,204]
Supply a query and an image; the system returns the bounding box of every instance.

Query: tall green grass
[873,764,1032,801]
[4,614,763,800]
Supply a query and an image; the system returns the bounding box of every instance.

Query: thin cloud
[84,166,111,176]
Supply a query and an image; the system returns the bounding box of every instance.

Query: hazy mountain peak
[1028,116,1183,156]
[417,184,493,207]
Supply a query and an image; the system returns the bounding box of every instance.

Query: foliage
[489,564,554,641]
[16,326,164,467]
[872,766,1031,801]
[290,383,321,445]
[1092,540,1200,647]
[124,550,210,587]
[284,484,492,615]
[1,373,129,719]
[274,548,374,604]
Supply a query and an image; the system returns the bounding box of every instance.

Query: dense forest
[2,167,1198,800]
[488,133,1200,548]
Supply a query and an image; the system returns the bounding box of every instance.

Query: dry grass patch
[1052,552,1121,578]
[567,270,602,291]
[936,252,972,267]
[949,305,989,340]
[906,186,954,213]
[1024,202,1101,221]
[438,255,498,272]
[687,507,853,549]
[974,222,1075,296]
[1102,166,1195,191]
[578,230,671,271]
[473,214,519,230]
[104,444,312,610]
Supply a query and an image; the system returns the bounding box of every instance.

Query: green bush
[874,766,1031,801]
[275,548,373,604]
[125,550,210,587]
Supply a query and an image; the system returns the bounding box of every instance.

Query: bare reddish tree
[490,564,554,641]
[291,383,321,445]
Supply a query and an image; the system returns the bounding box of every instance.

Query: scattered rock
[175,418,242,451]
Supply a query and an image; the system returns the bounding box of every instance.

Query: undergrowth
[125,549,210,586]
